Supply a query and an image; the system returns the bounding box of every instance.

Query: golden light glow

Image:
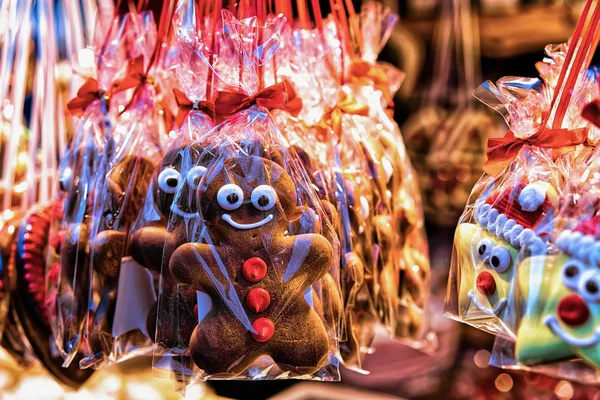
[555,380,574,400]
[494,373,513,393]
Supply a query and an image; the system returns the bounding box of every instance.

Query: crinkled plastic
[137,11,342,381]
[46,11,152,365]
[485,148,600,384]
[339,2,431,344]
[446,6,600,375]
[12,203,94,387]
[125,0,216,368]
[445,146,562,337]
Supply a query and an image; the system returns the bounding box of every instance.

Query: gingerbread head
[455,181,557,327]
[516,216,600,368]
[169,155,334,377]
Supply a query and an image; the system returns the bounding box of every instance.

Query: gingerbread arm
[130,224,182,274]
[283,233,333,286]
[169,242,218,289]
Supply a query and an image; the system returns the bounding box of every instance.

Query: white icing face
[217,183,277,230]
[158,167,182,194]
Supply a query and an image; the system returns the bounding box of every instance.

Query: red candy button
[476,271,496,297]
[242,257,267,282]
[251,318,274,342]
[246,288,271,313]
[558,294,590,327]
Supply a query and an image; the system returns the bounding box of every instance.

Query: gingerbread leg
[188,312,253,377]
[270,302,330,376]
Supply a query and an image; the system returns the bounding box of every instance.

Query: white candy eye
[476,238,494,262]
[158,168,182,194]
[562,260,583,291]
[489,246,511,273]
[217,184,244,210]
[579,270,600,303]
[59,167,73,192]
[251,185,277,211]
[186,166,207,190]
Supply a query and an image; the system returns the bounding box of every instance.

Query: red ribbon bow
[67,78,109,117]
[213,80,302,117]
[484,127,588,176]
[173,89,215,127]
[112,55,149,93]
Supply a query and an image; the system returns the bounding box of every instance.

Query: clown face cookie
[454,181,556,332]
[169,155,333,377]
[515,216,600,368]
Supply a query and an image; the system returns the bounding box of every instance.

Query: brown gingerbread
[87,155,155,363]
[170,155,333,377]
[129,142,213,347]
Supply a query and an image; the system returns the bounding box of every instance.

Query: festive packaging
[140,10,342,380]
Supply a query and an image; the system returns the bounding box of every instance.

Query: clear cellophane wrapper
[485,143,600,383]
[123,0,216,369]
[45,12,153,365]
[135,11,342,381]
[342,2,431,344]
[445,38,598,339]
[82,12,163,367]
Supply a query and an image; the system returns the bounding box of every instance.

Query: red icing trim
[557,294,590,327]
[245,288,271,313]
[242,257,267,283]
[476,271,496,297]
[485,182,550,230]
[251,317,274,342]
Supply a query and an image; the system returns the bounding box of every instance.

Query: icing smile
[171,204,200,220]
[222,214,273,230]
[544,315,600,348]
[468,290,507,316]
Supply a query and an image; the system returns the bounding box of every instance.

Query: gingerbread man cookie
[129,142,212,346]
[170,155,333,377]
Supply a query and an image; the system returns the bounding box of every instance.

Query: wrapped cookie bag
[444,0,599,338]
[128,0,217,362]
[267,8,379,369]
[81,11,170,368]
[150,10,342,381]
[46,11,148,365]
[343,1,430,342]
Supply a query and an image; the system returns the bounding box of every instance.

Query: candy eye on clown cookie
[251,185,277,211]
[476,238,494,262]
[489,246,511,273]
[187,166,207,190]
[158,167,182,194]
[578,270,600,303]
[562,260,583,290]
[218,184,244,210]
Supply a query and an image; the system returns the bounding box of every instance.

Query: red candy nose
[476,271,496,296]
[558,294,590,327]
